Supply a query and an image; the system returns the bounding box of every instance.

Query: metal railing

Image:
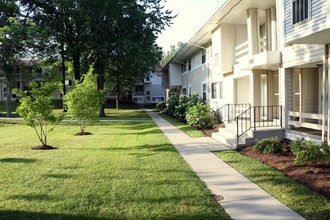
[218,104,251,123]
[235,105,283,144]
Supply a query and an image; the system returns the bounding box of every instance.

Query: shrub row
[157,93,216,129]
[253,137,330,166]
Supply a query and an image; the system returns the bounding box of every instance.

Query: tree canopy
[0,0,174,116]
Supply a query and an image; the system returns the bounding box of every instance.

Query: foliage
[164,93,179,117]
[253,137,283,154]
[186,102,216,129]
[291,139,330,165]
[0,1,49,117]
[156,102,166,112]
[15,81,63,146]
[64,70,104,133]
[162,41,186,64]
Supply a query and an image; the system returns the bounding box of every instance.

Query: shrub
[156,102,166,112]
[173,95,189,121]
[186,102,216,129]
[15,81,63,147]
[164,93,179,117]
[64,70,104,134]
[253,137,283,154]
[290,139,330,165]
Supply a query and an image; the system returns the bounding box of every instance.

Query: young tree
[64,69,104,135]
[15,81,63,149]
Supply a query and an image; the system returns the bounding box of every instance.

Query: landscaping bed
[239,146,330,199]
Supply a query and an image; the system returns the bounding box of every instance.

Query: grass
[157,113,205,138]
[0,109,230,220]
[214,151,330,220]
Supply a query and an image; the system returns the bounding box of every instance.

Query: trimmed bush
[156,102,166,112]
[291,139,330,165]
[253,137,283,154]
[186,102,216,129]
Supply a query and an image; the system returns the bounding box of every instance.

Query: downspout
[322,45,328,142]
[327,44,330,143]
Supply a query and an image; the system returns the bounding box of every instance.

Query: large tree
[0,0,45,117]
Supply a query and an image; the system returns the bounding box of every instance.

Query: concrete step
[212,127,253,149]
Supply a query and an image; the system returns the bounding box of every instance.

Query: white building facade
[162,0,329,147]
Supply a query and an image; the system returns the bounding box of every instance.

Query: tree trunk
[73,49,81,81]
[116,75,120,110]
[6,81,13,118]
[61,43,67,112]
[97,74,106,117]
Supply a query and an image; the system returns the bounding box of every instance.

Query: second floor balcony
[234,39,281,70]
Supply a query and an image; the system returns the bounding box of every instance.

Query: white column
[271,7,277,51]
[247,8,260,55]
[266,9,272,51]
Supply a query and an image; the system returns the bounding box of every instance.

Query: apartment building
[132,70,165,105]
[162,0,329,147]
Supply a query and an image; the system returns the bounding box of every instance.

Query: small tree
[15,81,63,149]
[64,70,104,135]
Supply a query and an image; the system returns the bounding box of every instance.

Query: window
[152,97,165,102]
[182,61,187,73]
[188,85,192,97]
[202,49,206,64]
[211,83,218,99]
[188,59,191,71]
[219,82,223,99]
[202,83,207,101]
[182,88,187,96]
[292,0,310,25]
[146,91,150,95]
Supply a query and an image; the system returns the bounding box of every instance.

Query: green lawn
[0,110,230,219]
[157,113,205,138]
[215,151,330,220]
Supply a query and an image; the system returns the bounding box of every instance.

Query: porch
[213,104,284,148]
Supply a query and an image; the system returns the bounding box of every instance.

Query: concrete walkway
[146,110,304,220]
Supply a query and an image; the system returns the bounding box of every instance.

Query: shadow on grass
[0,158,37,163]
[7,194,54,201]
[0,210,108,220]
[43,174,75,179]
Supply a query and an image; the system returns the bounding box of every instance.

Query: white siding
[284,0,327,43]
[282,44,324,68]
[169,64,182,86]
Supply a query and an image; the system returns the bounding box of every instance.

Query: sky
[156,0,225,52]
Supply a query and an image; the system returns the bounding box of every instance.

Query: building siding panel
[284,0,327,43]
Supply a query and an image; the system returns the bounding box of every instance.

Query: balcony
[234,40,281,70]
[132,92,144,97]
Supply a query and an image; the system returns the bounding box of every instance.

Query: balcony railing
[288,111,323,131]
[234,38,268,63]
[234,41,249,63]
[132,92,144,96]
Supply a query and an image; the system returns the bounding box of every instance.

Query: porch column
[247,8,260,55]
[250,70,261,106]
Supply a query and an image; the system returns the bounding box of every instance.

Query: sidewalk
[146,110,304,220]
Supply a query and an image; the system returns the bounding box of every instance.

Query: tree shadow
[0,158,37,163]
[0,210,109,220]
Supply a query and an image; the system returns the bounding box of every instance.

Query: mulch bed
[238,146,330,199]
[31,145,57,150]
[201,128,330,199]
[74,131,93,136]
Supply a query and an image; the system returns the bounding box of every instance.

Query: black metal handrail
[235,105,283,145]
[218,103,251,123]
